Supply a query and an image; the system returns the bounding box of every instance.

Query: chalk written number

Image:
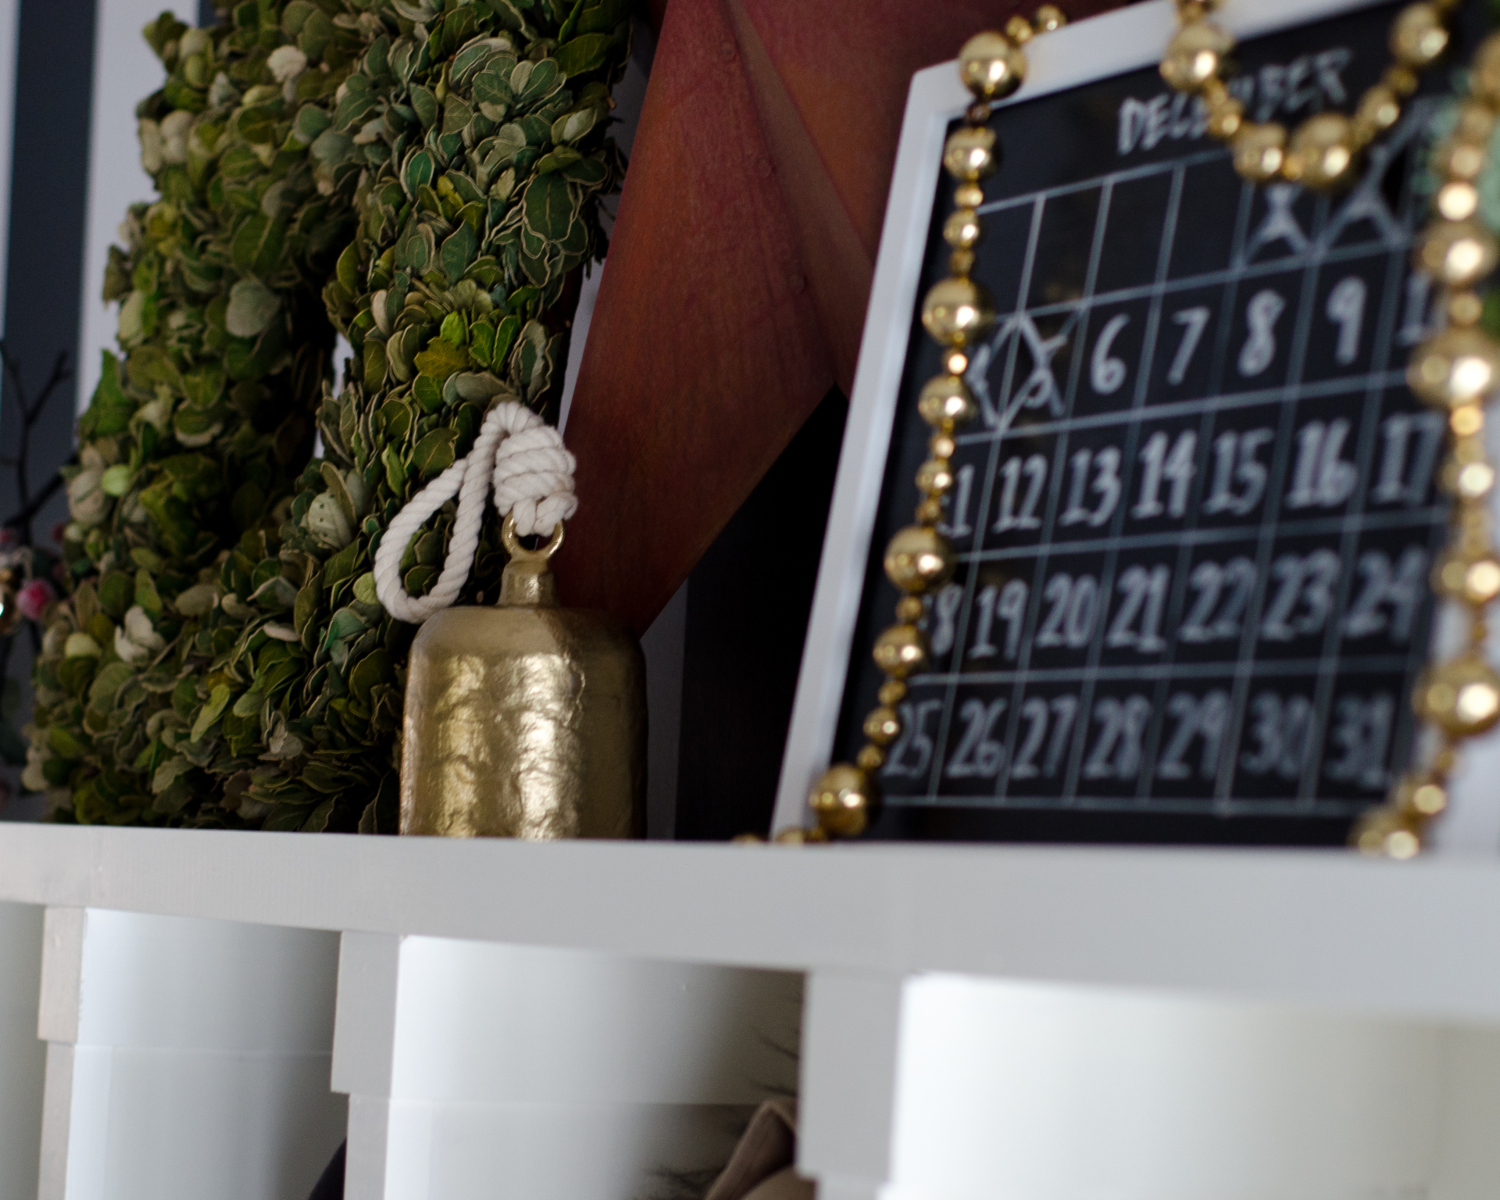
[881,689,1396,791]
[926,546,1426,663]
[942,410,1439,544]
[1081,276,1370,401]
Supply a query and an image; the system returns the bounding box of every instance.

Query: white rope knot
[373,399,577,624]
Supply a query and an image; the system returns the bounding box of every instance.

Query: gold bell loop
[501,512,566,560]
[498,514,565,609]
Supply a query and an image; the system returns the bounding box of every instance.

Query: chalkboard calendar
[776,0,1492,844]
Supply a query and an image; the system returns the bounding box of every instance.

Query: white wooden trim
[3,825,1500,1022]
[4,830,1500,1198]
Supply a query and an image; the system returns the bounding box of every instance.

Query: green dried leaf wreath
[29,0,629,832]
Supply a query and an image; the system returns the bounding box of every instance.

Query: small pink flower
[50,521,67,546]
[17,578,57,621]
[0,528,15,550]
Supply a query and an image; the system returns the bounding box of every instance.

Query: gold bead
[884,525,957,592]
[1160,20,1234,93]
[1416,219,1499,287]
[1231,122,1287,182]
[921,277,995,346]
[1033,4,1066,32]
[1435,542,1500,605]
[1454,100,1497,145]
[1390,3,1448,68]
[954,182,984,209]
[873,623,930,677]
[1433,742,1459,776]
[1352,806,1423,858]
[773,825,828,845]
[944,208,983,249]
[1448,289,1485,328]
[863,705,903,745]
[915,457,954,495]
[1436,180,1480,222]
[1205,94,1244,140]
[914,497,944,524]
[930,432,957,459]
[856,743,886,772]
[1442,436,1497,500]
[949,249,976,277]
[1284,112,1359,191]
[894,594,925,622]
[1408,328,1500,409]
[809,763,875,838]
[1384,64,1420,97]
[1353,84,1402,143]
[1433,137,1486,181]
[1415,653,1500,736]
[1452,403,1485,436]
[1412,326,1500,403]
[878,679,908,706]
[1395,770,1450,818]
[958,31,1026,100]
[731,833,767,844]
[1456,441,1500,500]
[1472,32,1500,105]
[943,125,998,182]
[1004,14,1033,43]
[1452,494,1491,542]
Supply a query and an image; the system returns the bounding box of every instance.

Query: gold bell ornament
[375,399,645,839]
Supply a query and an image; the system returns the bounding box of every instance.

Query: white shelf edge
[0,826,1497,1023]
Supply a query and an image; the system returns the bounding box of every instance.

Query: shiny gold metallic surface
[1161,1,1454,189]
[400,519,645,839]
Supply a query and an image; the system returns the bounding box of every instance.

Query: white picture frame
[771,0,1500,851]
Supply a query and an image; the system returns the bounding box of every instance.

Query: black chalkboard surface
[828,1,1488,845]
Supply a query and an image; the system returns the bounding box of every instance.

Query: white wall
[0,902,44,1200]
[0,0,20,333]
[76,0,197,413]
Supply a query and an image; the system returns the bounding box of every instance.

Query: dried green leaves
[33,0,629,833]
[30,3,359,827]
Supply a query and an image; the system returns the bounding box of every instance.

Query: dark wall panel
[0,0,96,526]
[674,390,848,841]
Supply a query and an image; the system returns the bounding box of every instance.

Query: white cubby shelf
[3,827,1500,1200]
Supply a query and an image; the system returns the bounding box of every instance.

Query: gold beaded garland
[794,11,1066,841]
[1354,31,1500,856]
[1160,0,1459,190]
[787,11,1499,852]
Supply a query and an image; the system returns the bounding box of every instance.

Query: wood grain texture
[558,1,1128,632]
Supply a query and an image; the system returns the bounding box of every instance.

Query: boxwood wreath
[26,0,629,832]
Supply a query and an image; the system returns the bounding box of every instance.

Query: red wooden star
[558,1,1126,631]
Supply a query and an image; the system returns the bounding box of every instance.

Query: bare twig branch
[3,470,65,535]
[0,341,73,548]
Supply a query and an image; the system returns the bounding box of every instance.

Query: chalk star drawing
[1320,100,1432,251]
[967,310,1076,432]
[1241,184,1311,264]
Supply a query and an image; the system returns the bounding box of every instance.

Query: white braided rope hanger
[373,400,577,624]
